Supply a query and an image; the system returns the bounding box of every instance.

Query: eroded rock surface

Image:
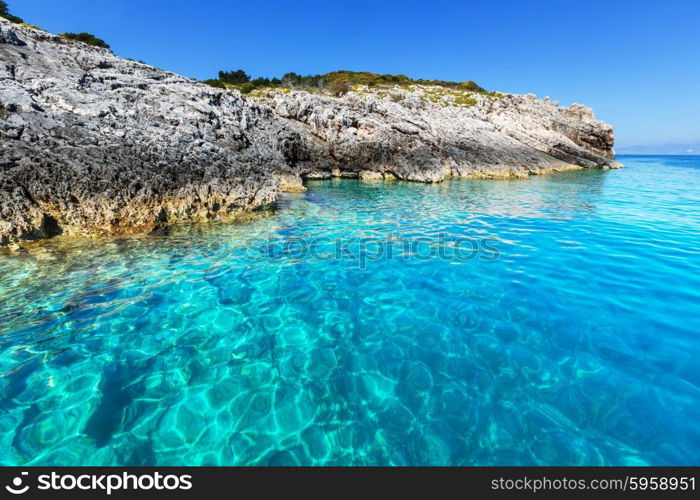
[0,19,617,247]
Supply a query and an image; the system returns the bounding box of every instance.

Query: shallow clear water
[1,155,699,465]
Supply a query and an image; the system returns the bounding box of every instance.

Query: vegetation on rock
[202,68,489,96]
[60,32,110,49]
[20,22,43,31]
[218,69,253,85]
[0,0,23,24]
[203,79,227,89]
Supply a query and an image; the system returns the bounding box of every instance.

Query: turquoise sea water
[0,155,699,465]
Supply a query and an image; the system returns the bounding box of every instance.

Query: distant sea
[0,155,698,465]
[616,144,700,155]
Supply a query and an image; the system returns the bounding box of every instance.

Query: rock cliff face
[0,19,617,248]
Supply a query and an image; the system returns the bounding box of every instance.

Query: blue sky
[9,0,700,151]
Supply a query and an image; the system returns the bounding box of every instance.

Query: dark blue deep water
[0,155,699,465]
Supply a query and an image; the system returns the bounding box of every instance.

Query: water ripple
[0,156,699,465]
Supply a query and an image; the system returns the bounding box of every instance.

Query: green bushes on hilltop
[203,79,227,89]
[60,32,110,49]
[0,12,22,23]
[20,23,43,31]
[0,0,24,24]
[218,69,251,85]
[203,68,489,96]
[323,71,410,88]
[281,72,325,89]
[323,71,486,94]
[1,0,486,99]
[1,1,110,49]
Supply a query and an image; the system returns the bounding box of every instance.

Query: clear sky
[9,0,700,151]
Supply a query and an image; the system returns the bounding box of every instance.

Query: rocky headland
[0,19,617,249]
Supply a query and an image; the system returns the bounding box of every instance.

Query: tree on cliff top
[218,70,250,85]
[0,1,24,24]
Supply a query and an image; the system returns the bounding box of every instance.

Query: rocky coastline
[0,19,618,249]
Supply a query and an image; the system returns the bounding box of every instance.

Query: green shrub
[454,95,478,107]
[0,13,22,23]
[329,80,350,97]
[282,72,324,89]
[218,69,250,85]
[20,23,43,30]
[458,81,486,93]
[238,82,257,94]
[202,79,226,89]
[60,32,110,49]
[0,0,23,23]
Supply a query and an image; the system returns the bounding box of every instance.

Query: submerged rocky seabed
[0,156,699,466]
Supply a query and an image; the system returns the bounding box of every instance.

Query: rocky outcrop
[262,88,616,183]
[0,19,617,248]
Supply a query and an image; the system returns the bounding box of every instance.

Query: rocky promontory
[0,19,617,248]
